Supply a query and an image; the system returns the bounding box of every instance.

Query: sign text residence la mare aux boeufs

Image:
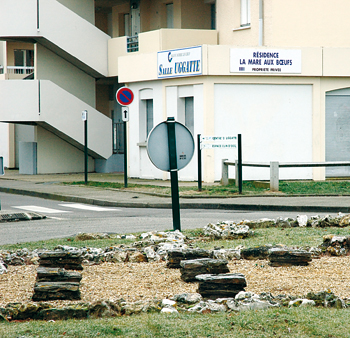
[230,48,302,74]
[158,46,202,79]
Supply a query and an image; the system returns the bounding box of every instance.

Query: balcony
[108,28,218,77]
[2,66,34,80]
[0,0,109,77]
[0,80,112,160]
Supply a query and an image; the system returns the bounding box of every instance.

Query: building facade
[1,0,350,182]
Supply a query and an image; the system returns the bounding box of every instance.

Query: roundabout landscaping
[1,213,350,321]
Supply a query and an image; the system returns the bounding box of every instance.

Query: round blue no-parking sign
[116,87,134,106]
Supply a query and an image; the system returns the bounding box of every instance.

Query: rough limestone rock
[128,251,148,263]
[339,214,350,227]
[244,218,276,229]
[0,261,7,275]
[180,258,229,282]
[204,222,252,239]
[75,233,110,241]
[319,234,350,256]
[289,299,316,307]
[306,290,346,308]
[212,248,241,261]
[196,273,247,299]
[104,250,128,263]
[268,248,312,267]
[167,248,212,268]
[172,293,203,304]
[188,300,226,313]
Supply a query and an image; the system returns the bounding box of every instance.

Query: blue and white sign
[158,46,202,79]
[230,48,301,74]
[200,136,237,150]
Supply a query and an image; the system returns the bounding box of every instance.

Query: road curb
[1,186,349,213]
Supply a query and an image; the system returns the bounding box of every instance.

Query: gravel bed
[0,256,349,307]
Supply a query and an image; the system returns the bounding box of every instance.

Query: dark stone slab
[167,248,212,268]
[32,282,81,301]
[241,245,273,260]
[180,258,229,282]
[268,248,312,266]
[195,273,247,298]
[36,267,82,283]
[39,250,83,270]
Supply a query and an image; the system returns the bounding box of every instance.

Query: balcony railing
[127,35,139,53]
[7,66,34,74]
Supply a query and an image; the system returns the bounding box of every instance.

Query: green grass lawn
[1,226,348,252]
[65,179,350,196]
[1,308,349,337]
[1,226,349,337]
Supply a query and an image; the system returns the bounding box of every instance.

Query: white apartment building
[1,0,350,182]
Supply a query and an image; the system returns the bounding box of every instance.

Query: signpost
[116,87,134,188]
[116,87,134,106]
[147,118,195,231]
[82,110,88,184]
[0,156,3,210]
[197,134,243,193]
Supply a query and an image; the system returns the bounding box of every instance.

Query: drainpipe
[259,0,264,46]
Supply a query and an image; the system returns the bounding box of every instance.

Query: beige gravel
[1,256,350,307]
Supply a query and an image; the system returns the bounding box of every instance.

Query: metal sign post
[116,88,134,188]
[122,106,129,188]
[197,134,202,191]
[166,117,181,231]
[238,134,242,194]
[0,156,3,211]
[147,118,195,232]
[82,110,88,185]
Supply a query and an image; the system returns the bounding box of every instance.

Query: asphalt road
[0,192,338,245]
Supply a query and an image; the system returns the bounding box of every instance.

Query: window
[241,0,250,27]
[166,3,174,28]
[211,3,216,30]
[14,49,34,74]
[124,14,130,36]
[146,99,154,137]
[139,89,153,143]
[185,97,194,135]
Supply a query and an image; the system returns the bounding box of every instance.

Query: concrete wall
[264,0,350,48]
[36,126,94,174]
[128,81,164,179]
[57,0,95,24]
[216,0,350,48]
[112,3,130,37]
[0,0,38,37]
[0,0,109,77]
[181,0,211,29]
[0,123,10,167]
[39,0,109,77]
[0,42,5,68]
[36,45,96,107]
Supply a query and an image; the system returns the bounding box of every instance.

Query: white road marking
[12,205,71,214]
[58,203,120,212]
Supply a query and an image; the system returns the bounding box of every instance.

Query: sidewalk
[1,170,350,213]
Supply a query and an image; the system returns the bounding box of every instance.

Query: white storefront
[120,44,350,183]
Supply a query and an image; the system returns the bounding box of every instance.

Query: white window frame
[241,0,251,27]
